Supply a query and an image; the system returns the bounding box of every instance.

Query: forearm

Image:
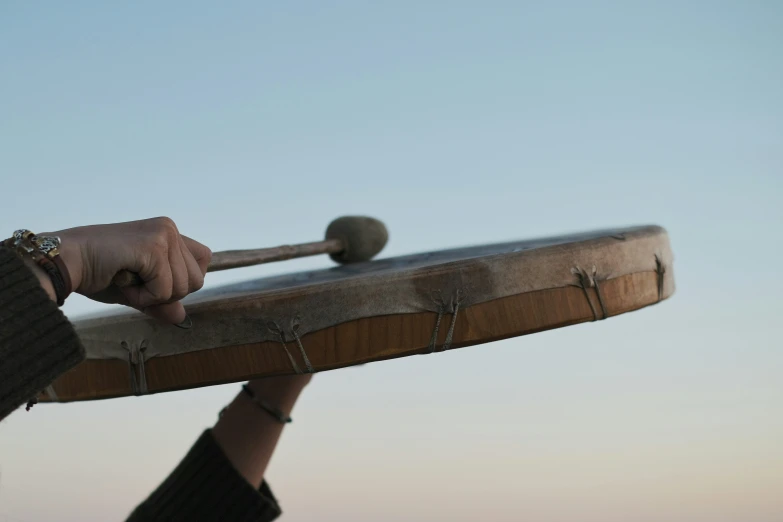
[212,375,311,488]
[126,379,304,521]
[0,248,85,419]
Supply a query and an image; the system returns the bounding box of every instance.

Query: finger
[124,250,174,309]
[182,235,212,275]
[168,238,190,302]
[84,286,131,306]
[179,236,205,292]
[143,301,187,325]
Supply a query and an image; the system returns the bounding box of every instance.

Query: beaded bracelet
[3,229,73,306]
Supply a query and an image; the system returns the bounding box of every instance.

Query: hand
[246,374,313,401]
[48,217,211,324]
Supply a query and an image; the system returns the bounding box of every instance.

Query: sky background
[0,1,781,521]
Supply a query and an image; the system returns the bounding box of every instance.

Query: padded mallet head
[325,216,389,264]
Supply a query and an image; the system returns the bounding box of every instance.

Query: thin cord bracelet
[217,384,293,424]
[241,384,293,424]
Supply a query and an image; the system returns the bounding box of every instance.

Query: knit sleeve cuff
[0,247,85,419]
[126,430,282,522]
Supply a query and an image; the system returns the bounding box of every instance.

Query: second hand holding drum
[42,218,675,402]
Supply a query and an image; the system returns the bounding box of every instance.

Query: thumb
[142,301,189,327]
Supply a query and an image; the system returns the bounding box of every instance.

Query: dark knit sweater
[0,247,282,521]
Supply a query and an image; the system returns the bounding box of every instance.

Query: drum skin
[42,225,674,402]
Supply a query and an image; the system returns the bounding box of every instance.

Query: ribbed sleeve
[126,430,282,522]
[0,247,85,420]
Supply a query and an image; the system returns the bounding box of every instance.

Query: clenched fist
[46,217,211,325]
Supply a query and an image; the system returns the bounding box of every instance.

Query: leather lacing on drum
[428,289,466,352]
[44,385,58,402]
[655,254,666,302]
[122,340,150,395]
[267,316,314,375]
[571,266,608,321]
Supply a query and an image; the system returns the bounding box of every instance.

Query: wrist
[5,230,67,304]
[41,231,84,293]
[58,238,84,294]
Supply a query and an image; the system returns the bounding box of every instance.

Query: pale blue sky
[1,2,781,521]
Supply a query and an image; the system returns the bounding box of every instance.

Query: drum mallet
[112,216,388,288]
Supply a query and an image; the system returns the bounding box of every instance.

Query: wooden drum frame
[41,225,674,403]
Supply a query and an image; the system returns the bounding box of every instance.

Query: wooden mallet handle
[111,216,388,288]
[112,239,344,288]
